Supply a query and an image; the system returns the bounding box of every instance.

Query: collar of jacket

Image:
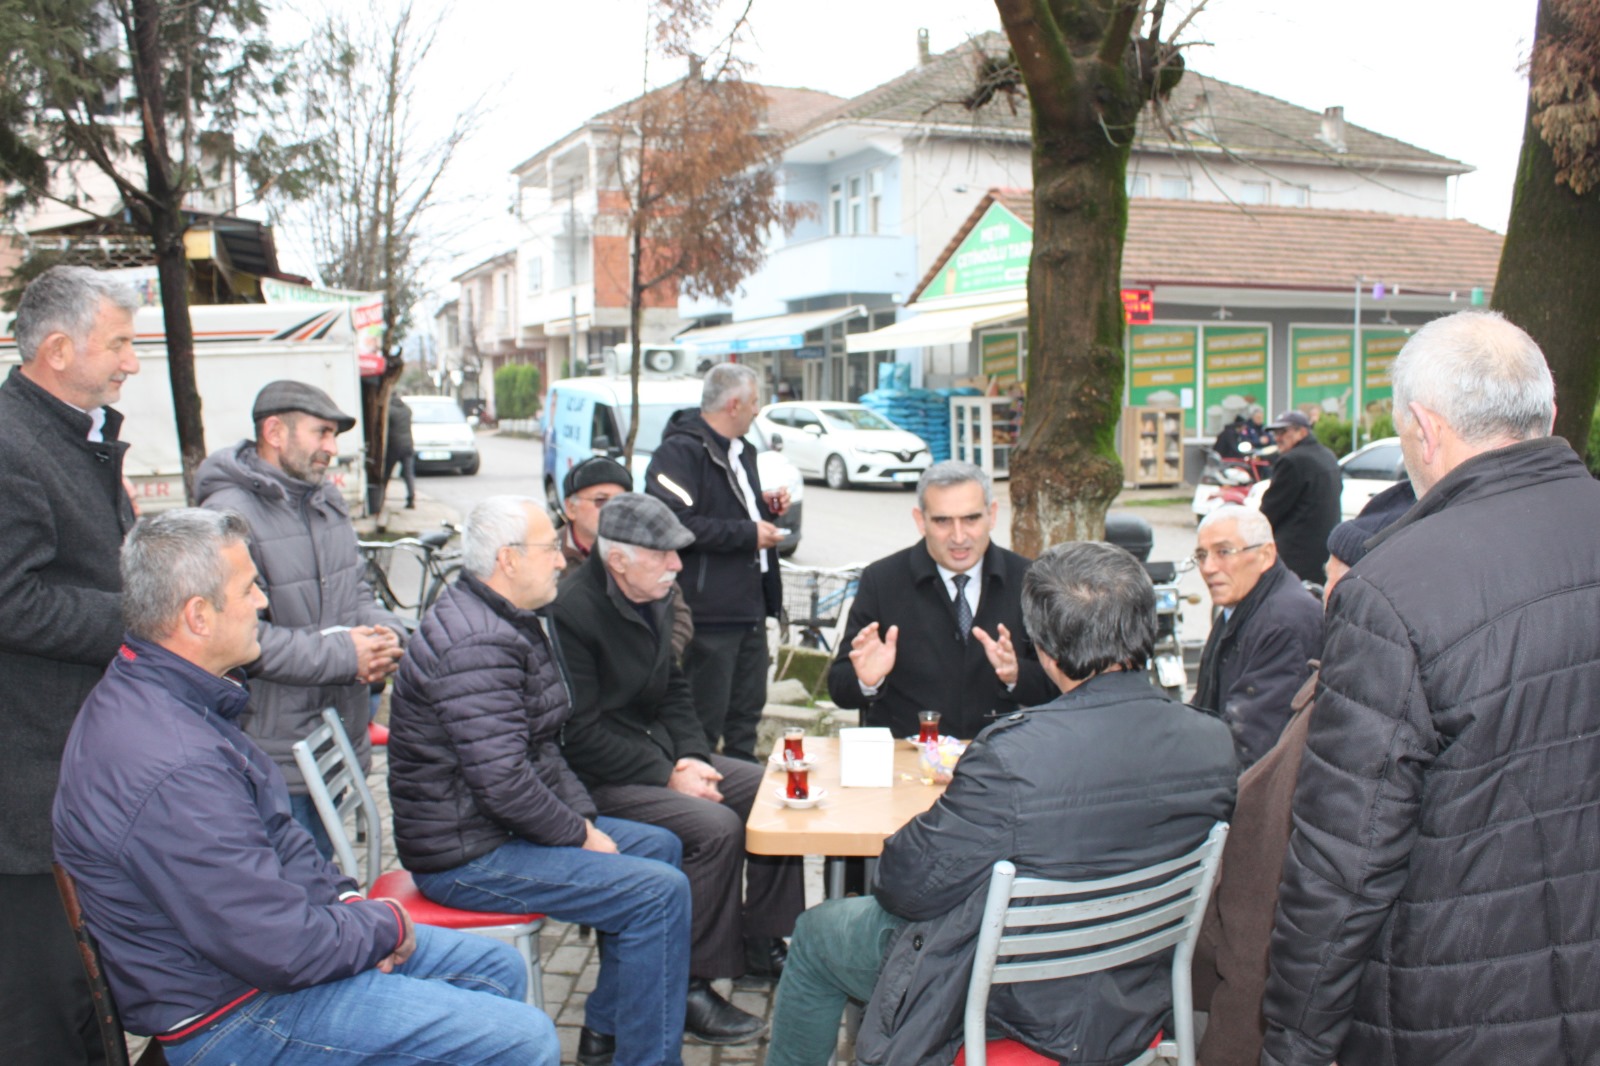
[908,538,1008,592]
[113,636,252,722]
[1218,557,1295,642]
[668,407,761,498]
[1367,436,1582,553]
[4,364,127,442]
[230,441,346,514]
[576,548,671,633]
[1027,669,1166,714]
[457,570,550,634]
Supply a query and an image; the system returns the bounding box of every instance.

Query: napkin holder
[838,726,894,788]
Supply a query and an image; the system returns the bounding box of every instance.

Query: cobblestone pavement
[368,746,830,1065]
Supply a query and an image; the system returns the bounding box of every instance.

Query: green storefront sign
[1360,328,1409,416]
[1289,326,1355,419]
[921,203,1032,299]
[1127,325,1197,429]
[980,331,1022,384]
[1201,325,1268,435]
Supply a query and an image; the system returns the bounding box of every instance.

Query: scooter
[1192,440,1277,523]
[1144,558,1201,699]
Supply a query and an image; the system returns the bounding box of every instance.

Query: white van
[543,374,804,555]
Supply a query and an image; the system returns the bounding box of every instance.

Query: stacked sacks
[857,385,982,463]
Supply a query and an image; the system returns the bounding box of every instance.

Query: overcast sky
[278,0,1541,304]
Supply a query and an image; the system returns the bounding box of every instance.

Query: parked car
[757,401,931,490]
[402,395,480,475]
[1339,436,1405,518]
[543,375,804,555]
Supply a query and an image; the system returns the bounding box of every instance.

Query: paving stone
[556,992,589,1027]
[545,944,590,975]
[540,972,574,1007]
[575,961,599,993]
[681,1044,715,1066]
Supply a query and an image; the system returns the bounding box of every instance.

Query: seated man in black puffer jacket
[388,495,691,1066]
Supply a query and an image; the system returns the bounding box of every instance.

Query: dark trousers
[685,623,768,762]
[386,452,416,504]
[589,756,804,980]
[1,872,107,1066]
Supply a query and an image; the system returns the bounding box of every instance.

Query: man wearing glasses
[559,457,693,662]
[1192,504,1321,769]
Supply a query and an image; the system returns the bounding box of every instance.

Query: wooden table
[746,736,947,894]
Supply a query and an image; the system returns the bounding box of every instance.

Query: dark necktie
[953,573,972,642]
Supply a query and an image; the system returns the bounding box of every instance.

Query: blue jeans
[161,925,556,1065]
[414,816,692,1066]
[767,896,907,1066]
[288,792,335,861]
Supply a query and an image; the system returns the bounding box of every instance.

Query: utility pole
[568,177,581,378]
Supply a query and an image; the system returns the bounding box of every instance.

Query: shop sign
[1200,326,1268,435]
[980,332,1021,384]
[1127,325,1197,429]
[1120,288,1154,325]
[921,203,1032,299]
[1289,327,1354,419]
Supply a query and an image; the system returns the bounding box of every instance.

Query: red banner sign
[1121,288,1154,325]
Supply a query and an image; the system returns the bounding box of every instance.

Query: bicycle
[358,521,464,622]
[777,562,864,652]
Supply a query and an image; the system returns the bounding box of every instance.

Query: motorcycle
[1145,557,1200,699]
[1192,440,1277,524]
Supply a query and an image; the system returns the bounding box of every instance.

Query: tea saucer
[773,787,828,810]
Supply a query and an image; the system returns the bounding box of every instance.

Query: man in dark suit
[826,461,1053,740]
[1258,410,1342,583]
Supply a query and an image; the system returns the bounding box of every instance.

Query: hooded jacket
[387,574,597,873]
[52,638,404,1038]
[0,366,135,872]
[195,441,406,791]
[855,672,1237,1066]
[1264,438,1600,1065]
[1193,558,1322,769]
[643,408,780,625]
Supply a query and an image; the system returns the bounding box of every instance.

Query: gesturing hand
[667,758,725,802]
[351,625,403,684]
[972,623,1018,687]
[849,621,899,689]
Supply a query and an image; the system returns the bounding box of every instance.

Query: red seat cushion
[954,1031,1163,1066]
[371,870,543,929]
[368,722,390,746]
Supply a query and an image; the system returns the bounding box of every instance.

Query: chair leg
[520,925,545,1011]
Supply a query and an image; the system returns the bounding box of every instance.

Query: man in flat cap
[1258,409,1342,584]
[196,380,407,854]
[558,455,693,661]
[551,493,804,1044]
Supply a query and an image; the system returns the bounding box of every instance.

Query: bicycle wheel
[422,562,463,611]
[362,551,404,613]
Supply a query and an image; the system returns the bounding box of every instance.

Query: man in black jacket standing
[645,363,788,762]
[768,542,1236,1066]
[1258,409,1341,582]
[1263,312,1600,1066]
[827,461,1053,740]
[551,493,801,1043]
[0,266,140,1065]
[1192,505,1322,769]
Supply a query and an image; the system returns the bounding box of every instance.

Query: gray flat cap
[598,493,695,551]
[253,380,357,434]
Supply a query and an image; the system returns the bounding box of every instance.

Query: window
[848,176,865,234]
[1158,176,1191,200]
[867,168,884,234]
[1127,173,1150,198]
[1279,185,1309,208]
[829,182,844,235]
[1341,443,1406,481]
[1239,182,1270,206]
[525,256,543,295]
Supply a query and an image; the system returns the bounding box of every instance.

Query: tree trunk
[151,211,206,503]
[625,208,646,466]
[1492,0,1600,463]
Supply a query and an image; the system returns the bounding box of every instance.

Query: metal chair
[291,708,546,1009]
[959,822,1230,1066]
[52,864,167,1066]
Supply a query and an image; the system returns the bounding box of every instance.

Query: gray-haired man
[645,363,789,762]
[0,265,140,1064]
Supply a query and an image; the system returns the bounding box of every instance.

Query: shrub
[1368,411,1396,441]
[1314,414,1352,458]
[493,364,542,420]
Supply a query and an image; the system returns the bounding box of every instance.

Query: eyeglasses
[505,540,563,555]
[1192,543,1266,565]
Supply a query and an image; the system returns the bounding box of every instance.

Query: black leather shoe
[740,936,788,983]
[576,1026,615,1066]
[684,978,767,1045]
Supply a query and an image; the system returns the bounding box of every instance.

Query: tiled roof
[515,81,843,174]
[806,31,1466,171]
[914,188,1502,299]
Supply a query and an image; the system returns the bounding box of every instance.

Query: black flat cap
[597,493,695,551]
[253,380,357,434]
[564,456,633,498]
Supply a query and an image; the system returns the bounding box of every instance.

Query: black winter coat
[1193,559,1322,769]
[644,409,780,625]
[0,367,135,873]
[827,541,1054,740]
[387,574,596,873]
[549,552,711,788]
[855,672,1237,1066]
[1259,437,1342,582]
[1263,438,1600,1065]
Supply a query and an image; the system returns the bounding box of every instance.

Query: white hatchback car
[1339,436,1406,519]
[758,402,931,490]
[401,395,480,475]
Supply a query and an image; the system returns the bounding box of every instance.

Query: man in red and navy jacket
[52,509,556,1065]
